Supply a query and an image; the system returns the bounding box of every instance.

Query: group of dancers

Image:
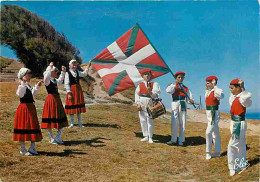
[135,69,252,176]
[13,60,252,176]
[13,59,90,155]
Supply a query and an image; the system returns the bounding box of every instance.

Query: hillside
[81,63,134,104]
[0,57,24,82]
[0,59,133,104]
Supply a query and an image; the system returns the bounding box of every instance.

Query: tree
[0,4,82,76]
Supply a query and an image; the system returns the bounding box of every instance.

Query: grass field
[0,80,259,182]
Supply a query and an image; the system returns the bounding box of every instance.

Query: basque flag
[91,23,171,96]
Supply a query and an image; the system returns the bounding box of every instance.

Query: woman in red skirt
[64,59,91,128]
[42,62,68,144]
[14,68,43,156]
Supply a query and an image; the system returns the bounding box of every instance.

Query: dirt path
[188,110,259,136]
[161,109,259,136]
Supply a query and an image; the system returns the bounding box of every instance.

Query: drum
[147,99,166,119]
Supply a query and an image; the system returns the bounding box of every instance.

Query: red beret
[206,75,218,82]
[230,78,240,85]
[174,71,185,77]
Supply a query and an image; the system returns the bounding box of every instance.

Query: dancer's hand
[49,62,54,68]
[212,79,216,86]
[61,66,66,72]
[188,99,194,104]
[137,105,142,111]
[37,80,43,87]
[68,92,73,100]
[238,79,245,91]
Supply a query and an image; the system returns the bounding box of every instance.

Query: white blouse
[16,82,39,98]
[44,70,65,86]
[135,81,161,105]
[166,83,193,102]
[64,68,88,93]
[205,86,224,100]
[229,91,252,108]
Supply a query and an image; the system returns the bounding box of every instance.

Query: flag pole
[136,23,175,79]
[136,23,197,109]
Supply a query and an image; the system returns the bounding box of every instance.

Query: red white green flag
[91,23,171,96]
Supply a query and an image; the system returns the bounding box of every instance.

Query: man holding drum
[166,71,194,146]
[135,69,161,144]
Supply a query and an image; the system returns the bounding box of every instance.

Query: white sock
[47,129,54,142]
[70,114,74,125]
[20,142,26,152]
[56,129,63,140]
[30,142,35,150]
[77,113,82,124]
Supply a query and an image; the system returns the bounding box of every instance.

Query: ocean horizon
[246,112,260,120]
[185,108,260,120]
[220,111,260,120]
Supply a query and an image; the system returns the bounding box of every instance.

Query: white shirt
[229,91,252,108]
[166,83,193,102]
[64,68,88,93]
[205,86,224,100]
[16,82,39,98]
[44,70,65,86]
[135,81,161,109]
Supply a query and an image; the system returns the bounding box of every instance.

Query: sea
[246,112,260,120]
[213,109,259,120]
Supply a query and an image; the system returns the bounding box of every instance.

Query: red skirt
[41,94,68,129]
[13,103,42,142]
[65,84,86,114]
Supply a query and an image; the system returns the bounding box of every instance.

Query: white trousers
[170,102,187,143]
[139,111,154,138]
[228,120,247,170]
[206,110,221,154]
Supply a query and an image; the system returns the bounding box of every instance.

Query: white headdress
[17,68,30,80]
[69,59,77,65]
[43,65,58,76]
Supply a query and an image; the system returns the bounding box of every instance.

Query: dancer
[166,71,194,146]
[205,76,224,160]
[228,78,252,176]
[135,69,161,144]
[42,62,68,144]
[64,59,91,128]
[14,68,43,155]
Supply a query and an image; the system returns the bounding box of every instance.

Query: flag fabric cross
[91,23,171,96]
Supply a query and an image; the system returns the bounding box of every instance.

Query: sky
[1,1,259,114]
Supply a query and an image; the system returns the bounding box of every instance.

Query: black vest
[68,70,79,86]
[20,87,35,103]
[45,80,59,95]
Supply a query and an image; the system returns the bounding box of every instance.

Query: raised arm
[56,66,66,86]
[239,91,252,108]
[78,62,91,77]
[214,86,224,100]
[166,83,176,94]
